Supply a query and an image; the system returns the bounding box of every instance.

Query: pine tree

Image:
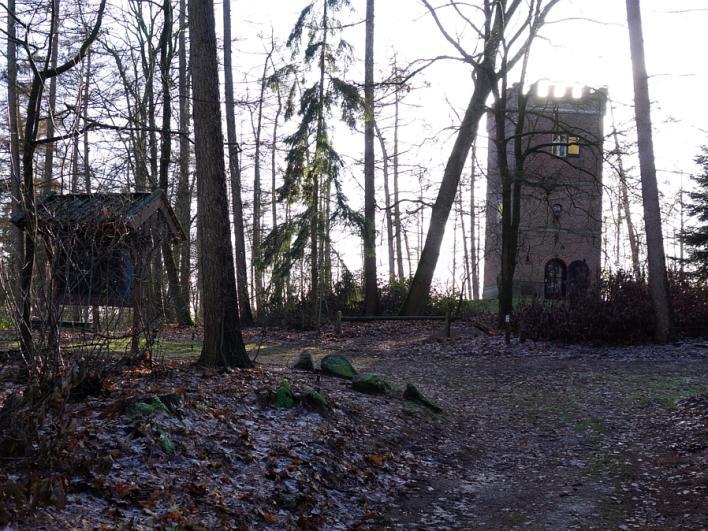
[681,146,708,280]
[262,0,362,329]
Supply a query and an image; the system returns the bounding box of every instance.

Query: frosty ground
[3,320,707,529]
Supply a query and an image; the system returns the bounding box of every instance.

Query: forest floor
[1,320,707,529]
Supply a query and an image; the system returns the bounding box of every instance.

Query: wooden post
[445,312,451,338]
[336,310,342,335]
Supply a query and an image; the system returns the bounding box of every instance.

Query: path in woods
[258,321,708,530]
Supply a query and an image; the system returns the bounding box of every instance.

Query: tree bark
[625,0,672,342]
[189,0,251,367]
[362,0,378,314]
[222,0,254,325]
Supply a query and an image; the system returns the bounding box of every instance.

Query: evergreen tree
[681,146,708,281]
[262,0,362,328]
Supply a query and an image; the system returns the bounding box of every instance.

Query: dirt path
[258,321,708,529]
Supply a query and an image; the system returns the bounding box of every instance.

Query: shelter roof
[12,190,184,241]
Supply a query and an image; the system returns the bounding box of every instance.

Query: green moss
[158,430,175,454]
[272,379,295,409]
[133,396,170,416]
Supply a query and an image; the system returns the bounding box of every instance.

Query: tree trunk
[189,0,251,367]
[270,56,283,301]
[157,0,192,326]
[43,0,60,192]
[401,72,494,315]
[7,0,23,285]
[252,49,273,318]
[375,122,395,284]
[458,181,471,299]
[626,0,672,342]
[310,0,329,330]
[362,0,378,315]
[470,143,479,300]
[222,0,254,325]
[393,69,405,281]
[175,0,192,310]
[610,108,642,280]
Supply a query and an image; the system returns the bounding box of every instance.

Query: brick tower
[483,84,607,299]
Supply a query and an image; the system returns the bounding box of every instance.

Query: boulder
[302,386,328,410]
[320,354,357,379]
[293,351,315,371]
[403,384,442,412]
[352,373,391,395]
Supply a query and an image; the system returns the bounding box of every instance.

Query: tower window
[552,134,568,157]
[552,134,580,157]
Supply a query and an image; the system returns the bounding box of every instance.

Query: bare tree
[626,0,672,341]
[17,0,108,362]
[401,0,561,315]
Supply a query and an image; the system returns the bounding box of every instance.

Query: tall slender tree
[175,0,192,305]
[222,0,254,325]
[626,0,672,342]
[189,0,251,367]
[363,0,378,314]
[267,0,362,328]
[158,0,192,326]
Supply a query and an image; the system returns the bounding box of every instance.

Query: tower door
[567,259,590,298]
[544,259,567,299]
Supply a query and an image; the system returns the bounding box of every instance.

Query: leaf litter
[2,320,707,529]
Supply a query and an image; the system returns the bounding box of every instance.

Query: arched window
[544,259,567,299]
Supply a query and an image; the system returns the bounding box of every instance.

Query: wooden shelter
[13,190,184,307]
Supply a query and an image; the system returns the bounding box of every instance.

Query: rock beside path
[352,373,392,395]
[321,355,357,379]
[403,384,441,412]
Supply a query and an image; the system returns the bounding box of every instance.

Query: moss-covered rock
[133,396,170,415]
[320,354,357,379]
[352,373,391,395]
[271,379,295,409]
[302,385,328,410]
[403,384,441,412]
[293,351,315,371]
